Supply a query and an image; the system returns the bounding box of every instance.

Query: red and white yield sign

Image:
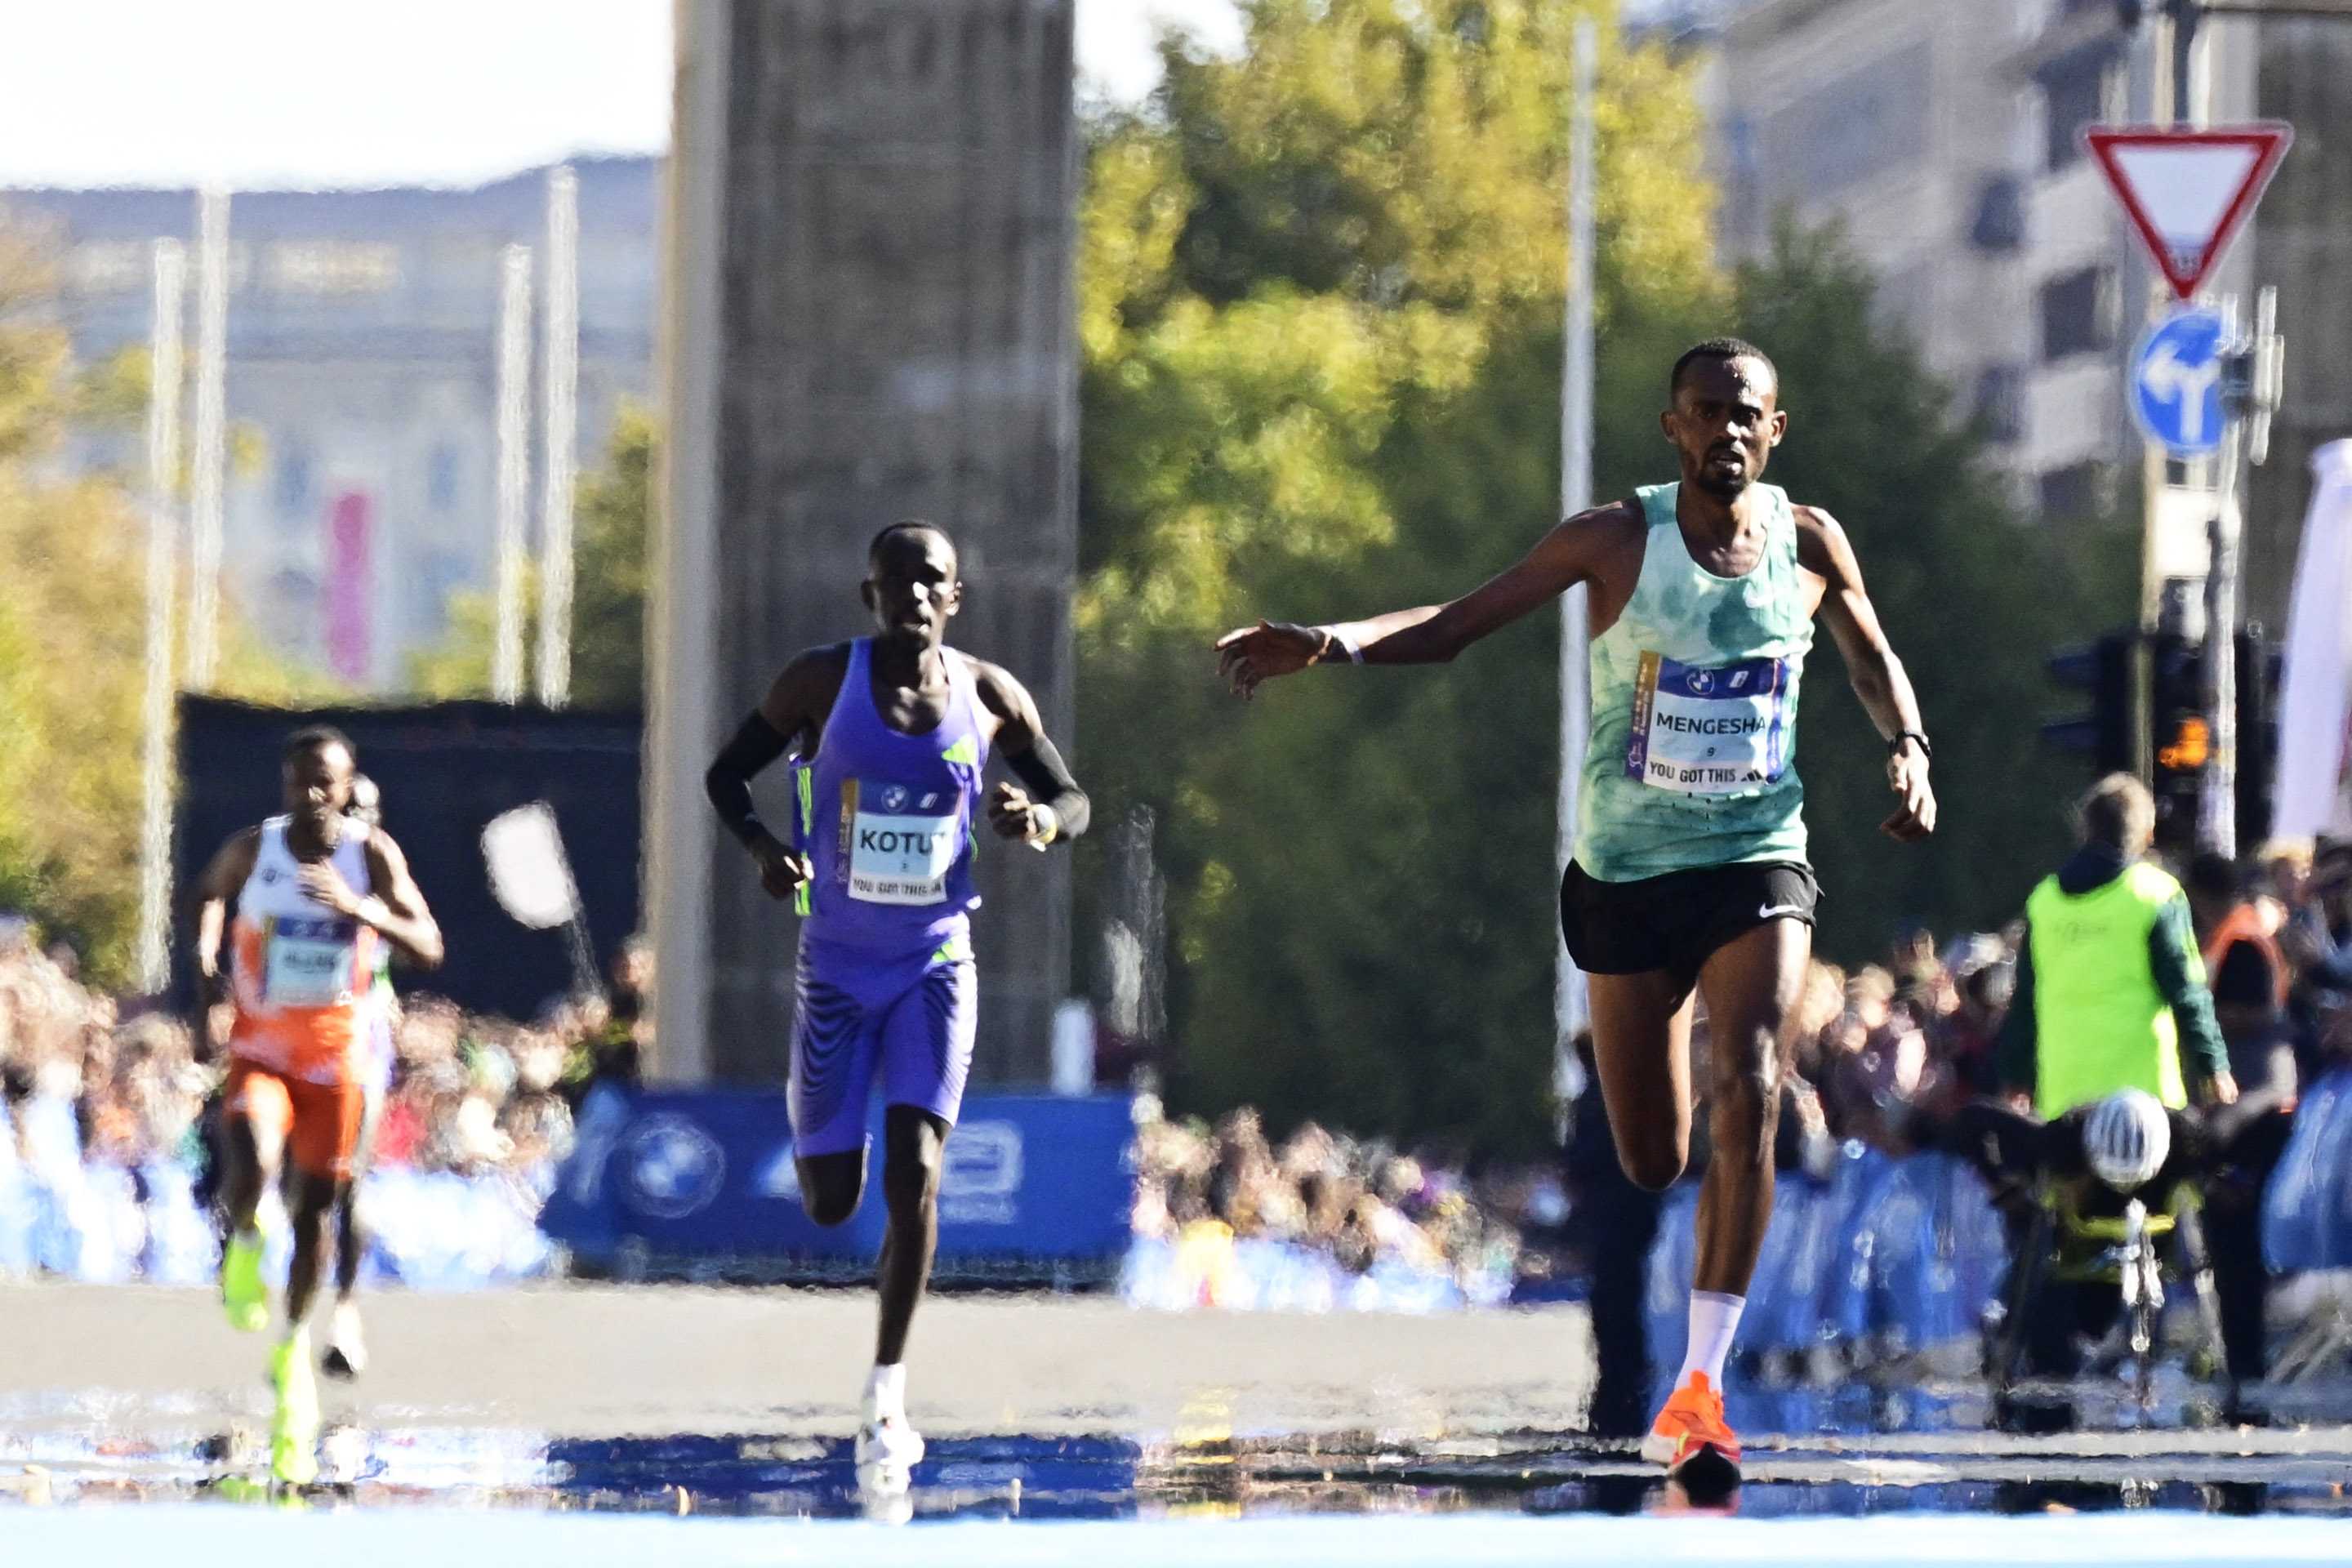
[2084,123,2293,301]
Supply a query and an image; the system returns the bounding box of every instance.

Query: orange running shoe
[1640,1370,1742,1471]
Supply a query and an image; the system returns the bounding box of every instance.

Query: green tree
[1073,2,2130,1152]
[1076,0,1721,1152]
[407,403,653,710]
[0,215,153,980]
[0,212,348,982]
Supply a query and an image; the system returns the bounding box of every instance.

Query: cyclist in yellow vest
[1996,774,2235,1117]
[1971,775,2313,1407]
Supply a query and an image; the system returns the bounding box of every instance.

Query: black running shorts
[1558,859,1819,992]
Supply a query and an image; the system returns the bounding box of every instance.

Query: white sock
[865,1362,906,1421]
[1677,1291,1745,1389]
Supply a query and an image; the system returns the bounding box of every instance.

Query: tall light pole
[185,188,230,688]
[134,240,187,994]
[492,243,534,703]
[1554,17,1598,1109]
[536,164,581,709]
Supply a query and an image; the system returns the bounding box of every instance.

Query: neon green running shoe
[269,1332,318,1488]
[220,1232,268,1334]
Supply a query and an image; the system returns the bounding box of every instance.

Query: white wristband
[1323,626,1365,664]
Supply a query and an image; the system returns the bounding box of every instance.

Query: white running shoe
[854,1410,926,1477]
[321,1301,368,1380]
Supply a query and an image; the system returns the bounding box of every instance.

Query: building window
[1973,366,2025,445]
[2041,45,2114,172]
[2038,460,2110,520]
[428,443,460,513]
[2040,266,2114,363]
[274,444,312,514]
[1970,175,2026,253]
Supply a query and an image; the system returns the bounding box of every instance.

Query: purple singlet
[788,639,987,1156]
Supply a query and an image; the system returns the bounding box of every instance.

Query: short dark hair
[1670,337,1778,399]
[283,724,355,765]
[867,519,955,572]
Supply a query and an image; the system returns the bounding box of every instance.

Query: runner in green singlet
[1216,340,1936,1484]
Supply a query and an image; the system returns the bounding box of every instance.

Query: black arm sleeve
[705,711,791,849]
[1004,732,1091,842]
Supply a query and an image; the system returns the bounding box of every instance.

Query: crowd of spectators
[1128,1102,1557,1305]
[0,916,656,1188]
[1125,838,2352,1306]
[8,831,2348,1303]
[1769,835,2352,1174]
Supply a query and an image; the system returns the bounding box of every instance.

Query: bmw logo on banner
[618,1113,727,1219]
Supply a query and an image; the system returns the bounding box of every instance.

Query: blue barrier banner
[542,1088,1137,1284]
[2263,1069,2352,1273]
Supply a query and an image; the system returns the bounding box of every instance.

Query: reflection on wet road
[7,1417,2350,1523]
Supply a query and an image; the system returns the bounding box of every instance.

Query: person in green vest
[1968,772,2291,1411]
[1997,773,2234,1117]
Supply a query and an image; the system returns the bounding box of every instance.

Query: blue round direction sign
[2130,305,2227,457]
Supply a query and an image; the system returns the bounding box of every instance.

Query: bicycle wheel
[2123,1199,2158,1414]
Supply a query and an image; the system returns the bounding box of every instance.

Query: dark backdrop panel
[175,697,643,1020]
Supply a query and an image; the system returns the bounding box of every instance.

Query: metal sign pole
[492,243,533,703]
[134,241,187,994]
[1554,18,1597,1117]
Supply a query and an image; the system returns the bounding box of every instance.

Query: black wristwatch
[1889,730,1931,760]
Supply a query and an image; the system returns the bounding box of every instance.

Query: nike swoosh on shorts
[1757,904,1806,920]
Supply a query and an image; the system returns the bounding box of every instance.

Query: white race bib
[844,780,960,906]
[264,915,358,1006]
[1624,652,1792,795]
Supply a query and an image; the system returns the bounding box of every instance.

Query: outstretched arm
[1798,506,1936,842]
[969,658,1090,848]
[1214,503,1628,698]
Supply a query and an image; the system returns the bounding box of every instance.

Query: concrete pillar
[653,0,1078,1086]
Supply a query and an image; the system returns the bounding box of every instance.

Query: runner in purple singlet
[704,520,1090,1488]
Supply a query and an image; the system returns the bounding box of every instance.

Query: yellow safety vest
[2025,861,2197,1117]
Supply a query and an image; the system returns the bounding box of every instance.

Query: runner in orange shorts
[189,725,441,1484]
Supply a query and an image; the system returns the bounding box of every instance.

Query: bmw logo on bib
[882,784,909,812]
[619,1114,727,1219]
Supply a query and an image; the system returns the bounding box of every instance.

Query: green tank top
[1575,482,1813,881]
[2025,861,2193,1117]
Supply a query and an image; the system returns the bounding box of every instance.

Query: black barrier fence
[174,696,644,1021]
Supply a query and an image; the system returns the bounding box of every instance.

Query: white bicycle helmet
[2084,1087,2171,1192]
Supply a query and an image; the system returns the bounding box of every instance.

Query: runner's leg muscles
[1691,918,1808,1297]
[875,1106,948,1367]
[1587,970,1696,1192]
[283,1170,340,1327]
[335,1187,363,1298]
[220,1072,286,1234]
[220,1113,269,1232]
[797,1151,867,1227]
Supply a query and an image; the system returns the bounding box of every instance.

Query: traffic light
[2149,630,2204,855]
[2042,631,2136,774]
